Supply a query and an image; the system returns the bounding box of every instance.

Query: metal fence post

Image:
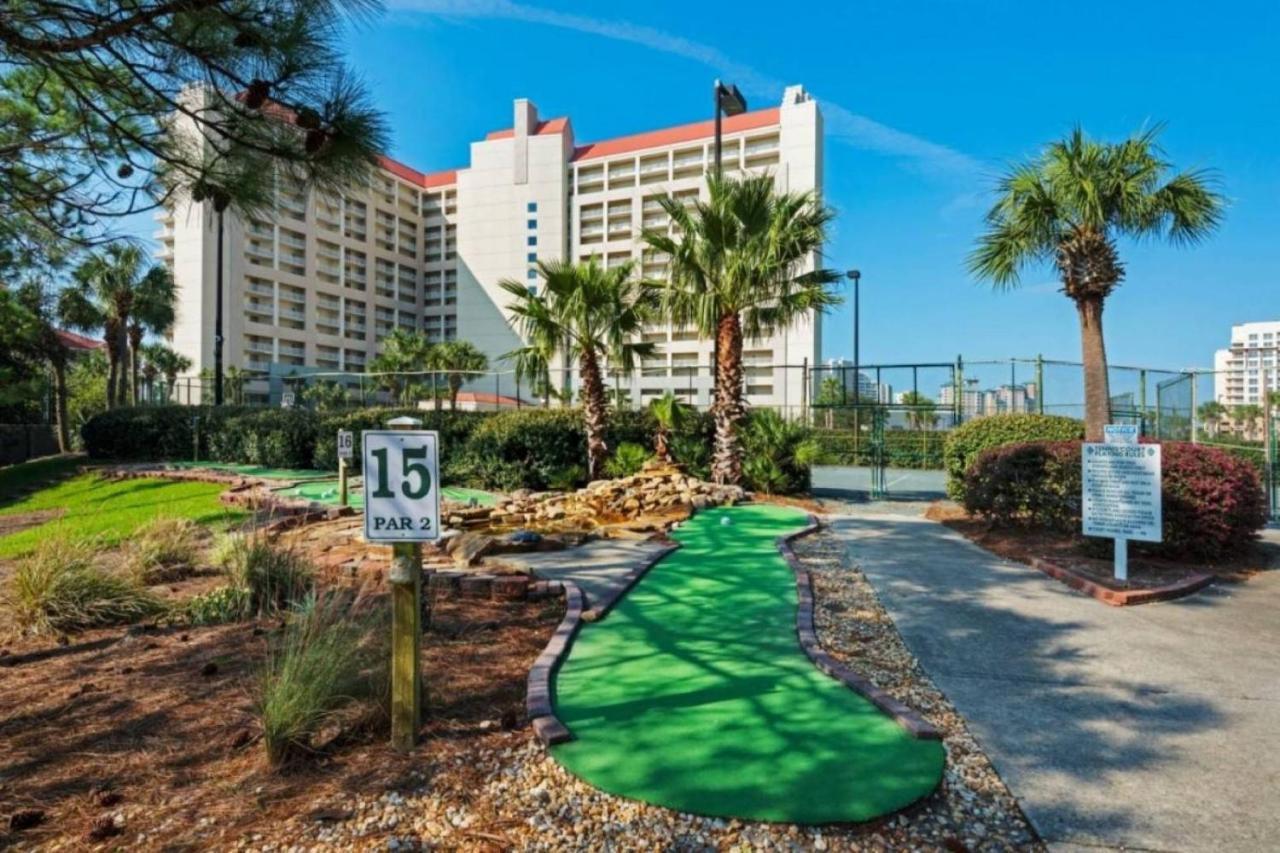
[1035,354,1045,414]
[1139,370,1148,435]
[954,356,964,426]
[1190,370,1199,444]
[801,357,809,426]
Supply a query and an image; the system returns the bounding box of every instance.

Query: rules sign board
[362,430,440,542]
[1082,443,1162,542]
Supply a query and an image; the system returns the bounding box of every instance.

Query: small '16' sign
[362,430,440,542]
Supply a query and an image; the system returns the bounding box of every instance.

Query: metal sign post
[1084,427,1161,583]
[363,416,439,752]
[337,429,353,507]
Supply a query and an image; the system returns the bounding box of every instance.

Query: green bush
[605,442,652,478]
[311,408,483,478]
[184,584,252,626]
[4,535,165,634]
[944,414,1084,500]
[257,591,387,765]
[964,440,1268,560]
[740,410,819,495]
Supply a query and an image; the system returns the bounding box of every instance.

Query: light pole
[846,269,862,402]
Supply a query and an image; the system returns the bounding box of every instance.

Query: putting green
[271,479,497,509]
[166,461,332,481]
[550,504,944,823]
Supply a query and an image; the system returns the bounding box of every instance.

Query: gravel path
[230,523,1039,852]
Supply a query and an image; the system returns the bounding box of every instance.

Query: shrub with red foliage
[964,439,1267,560]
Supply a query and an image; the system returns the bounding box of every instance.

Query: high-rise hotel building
[158,86,823,407]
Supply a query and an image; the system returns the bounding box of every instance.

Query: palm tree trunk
[105,344,119,409]
[711,311,745,485]
[52,360,71,453]
[449,377,461,411]
[579,348,609,480]
[129,326,142,405]
[1076,296,1112,441]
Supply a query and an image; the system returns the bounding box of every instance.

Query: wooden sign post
[337,429,353,507]
[362,416,440,752]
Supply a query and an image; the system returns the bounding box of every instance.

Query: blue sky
[234,1,1280,370]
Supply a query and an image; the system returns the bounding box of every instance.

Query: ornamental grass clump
[215,532,313,616]
[123,516,201,584]
[256,591,388,766]
[4,535,165,635]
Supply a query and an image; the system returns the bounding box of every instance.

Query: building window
[527,218,537,229]
[527,268,538,280]
[527,252,537,262]
[527,235,537,246]
[527,202,537,213]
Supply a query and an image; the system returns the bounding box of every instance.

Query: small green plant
[217,533,313,616]
[604,442,652,478]
[546,464,587,491]
[184,585,252,625]
[256,591,387,766]
[4,535,165,634]
[124,516,200,584]
[649,392,693,462]
[670,434,711,480]
[739,410,819,494]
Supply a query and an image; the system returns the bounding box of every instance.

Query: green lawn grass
[551,504,944,823]
[0,458,245,559]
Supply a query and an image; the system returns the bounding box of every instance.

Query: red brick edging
[526,580,585,746]
[582,542,681,622]
[1027,557,1214,607]
[778,517,942,741]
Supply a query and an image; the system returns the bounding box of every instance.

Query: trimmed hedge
[81,404,737,492]
[964,440,1267,559]
[944,414,1084,500]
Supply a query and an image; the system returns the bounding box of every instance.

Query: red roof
[572,107,780,162]
[455,391,535,407]
[376,156,457,189]
[56,329,104,351]
[484,116,571,141]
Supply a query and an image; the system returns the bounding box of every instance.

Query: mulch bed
[926,502,1276,592]
[0,594,561,850]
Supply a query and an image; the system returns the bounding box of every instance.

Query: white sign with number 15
[362,431,440,542]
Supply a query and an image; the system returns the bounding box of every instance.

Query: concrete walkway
[829,509,1280,852]
[500,537,673,612]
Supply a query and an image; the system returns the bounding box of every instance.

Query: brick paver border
[1027,556,1214,606]
[777,517,941,740]
[526,580,584,746]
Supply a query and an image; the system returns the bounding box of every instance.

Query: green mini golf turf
[167,462,332,481]
[271,480,497,509]
[550,504,944,824]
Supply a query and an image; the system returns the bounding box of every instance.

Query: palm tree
[1231,404,1263,441]
[59,245,173,408]
[502,260,660,480]
[1197,400,1227,439]
[142,343,192,402]
[126,267,177,404]
[431,340,489,410]
[370,328,433,405]
[650,392,693,463]
[644,174,841,484]
[970,127,1224,440]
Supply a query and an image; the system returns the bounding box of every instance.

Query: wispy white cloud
[386,0,984,180]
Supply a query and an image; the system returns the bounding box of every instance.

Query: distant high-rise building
[1213,320,1280,406]
[821,358,892,403]
[939,382,1037,418]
